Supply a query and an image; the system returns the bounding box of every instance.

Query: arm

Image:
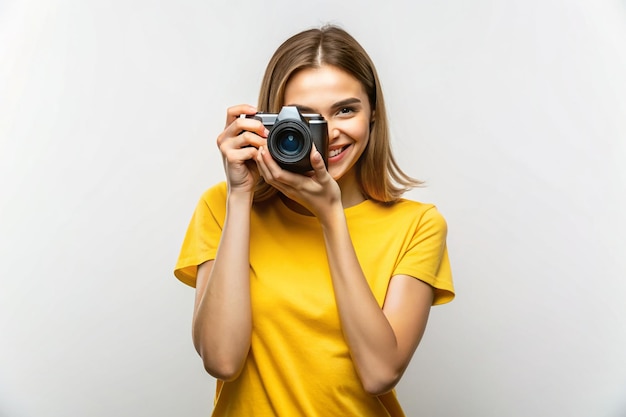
[320,206,434,395]
[192,192,253,381]
[192,105,267,380]
[255,146,435,395]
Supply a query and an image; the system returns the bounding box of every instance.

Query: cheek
[353,123,371,145]
[343,120,371,144]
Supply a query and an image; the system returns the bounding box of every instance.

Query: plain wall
[1,0,625,416]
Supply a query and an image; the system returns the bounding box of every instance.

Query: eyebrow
[288,97,362,113]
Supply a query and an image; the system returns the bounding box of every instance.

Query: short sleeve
[394,206,455,305]
[173,182,227,288]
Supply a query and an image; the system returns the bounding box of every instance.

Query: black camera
[247,106,328,173]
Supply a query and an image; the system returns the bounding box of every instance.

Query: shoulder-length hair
[253,25,422,203]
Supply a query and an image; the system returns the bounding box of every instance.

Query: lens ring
[267,119,312,164]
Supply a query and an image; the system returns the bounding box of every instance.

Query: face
[283,65,373,189]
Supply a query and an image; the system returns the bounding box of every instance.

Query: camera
[247,106,328,173]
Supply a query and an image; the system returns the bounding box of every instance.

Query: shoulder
[348,199,447,239]
[375,198,446,224]
[384,199,448,239]
[406,199,447,231]
[191,182,228,223]
[200,181,228,204]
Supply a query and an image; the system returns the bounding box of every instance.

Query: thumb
[310,144,327,174]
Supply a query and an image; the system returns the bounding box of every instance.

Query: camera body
[248,106,328,173]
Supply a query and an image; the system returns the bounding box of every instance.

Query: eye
[336,107,356,116]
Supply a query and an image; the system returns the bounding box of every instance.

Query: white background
[1,0,625,416]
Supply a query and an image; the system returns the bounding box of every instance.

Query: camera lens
[276,129,304,155]
[267,119,313,172]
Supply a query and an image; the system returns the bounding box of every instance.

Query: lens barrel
[267,119,313,172]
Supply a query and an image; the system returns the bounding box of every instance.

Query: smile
[328,145,349,158]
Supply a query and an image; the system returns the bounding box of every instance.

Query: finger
[218,134,266,162]
[240,130,269,150]
[256,146,285,189]
[256,145,295,186]
[223,143,259,166]
[218,118,269,148]
[233,117,269,140]
[310,144,328,177]
[255,146,271,179]
[225,104,257,128]
[256,145,282,180]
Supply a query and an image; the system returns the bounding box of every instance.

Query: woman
[174,25,454,416]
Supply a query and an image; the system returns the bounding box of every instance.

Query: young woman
[174,25,454,416]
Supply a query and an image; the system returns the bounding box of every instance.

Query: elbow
[361,369,403,396]
[201,356,243,381]
[192,330,248,381]
[194,339,246,381]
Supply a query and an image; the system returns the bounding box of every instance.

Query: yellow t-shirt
[175,182,454,417]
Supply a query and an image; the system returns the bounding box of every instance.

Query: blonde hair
[254,25,422,203]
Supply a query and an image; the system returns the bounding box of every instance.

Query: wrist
[227,189,254,208]
[318,202,346,230]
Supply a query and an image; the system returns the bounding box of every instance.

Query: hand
[217,104,269,194]
[256,144,342,219]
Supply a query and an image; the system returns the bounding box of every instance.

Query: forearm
[319,207,404,395]
[192,191,253,380]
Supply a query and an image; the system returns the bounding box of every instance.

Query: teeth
[329,147,343,157]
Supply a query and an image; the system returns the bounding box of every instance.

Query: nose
[327,124,340,142]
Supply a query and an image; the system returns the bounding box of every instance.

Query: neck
[337,170,366,208]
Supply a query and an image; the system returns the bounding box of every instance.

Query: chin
[331,165,358,186]
[327,165,344,180]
